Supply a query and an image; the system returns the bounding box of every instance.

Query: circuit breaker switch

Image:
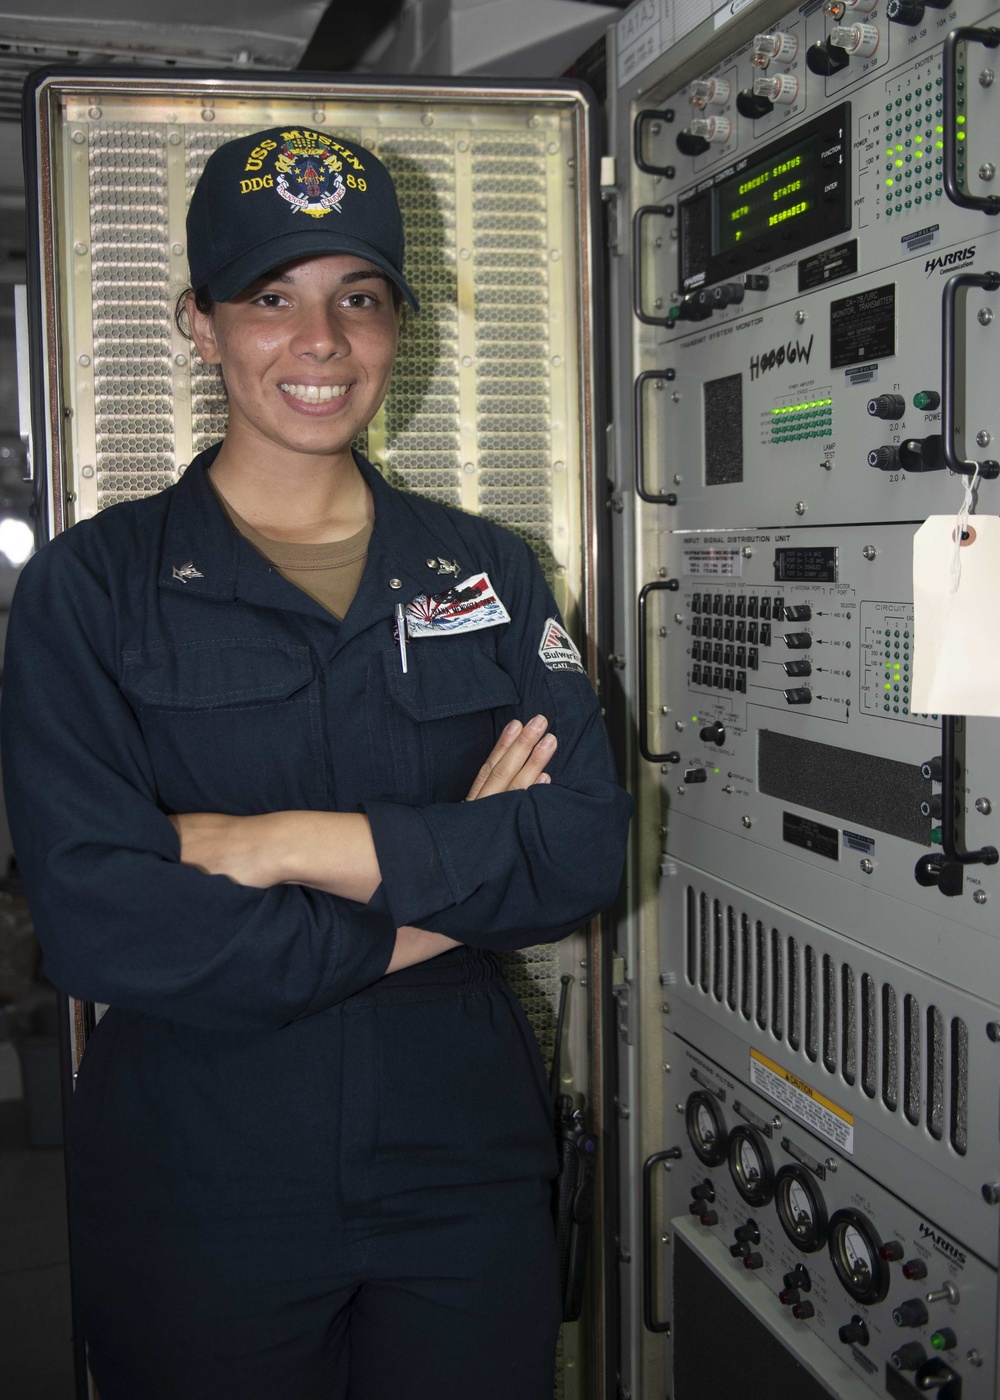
[783,659,812,677]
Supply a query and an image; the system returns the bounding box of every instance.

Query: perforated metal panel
[37,82,593,612]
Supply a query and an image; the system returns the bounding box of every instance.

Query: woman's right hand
[465,715,557,800]
[387,717,557,973]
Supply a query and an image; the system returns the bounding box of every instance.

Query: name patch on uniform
[539,618,585,673]
[405,573,511,636]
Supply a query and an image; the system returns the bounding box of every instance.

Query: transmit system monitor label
[749,1048,854,1154]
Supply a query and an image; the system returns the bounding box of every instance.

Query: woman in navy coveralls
[1,128,632,1399]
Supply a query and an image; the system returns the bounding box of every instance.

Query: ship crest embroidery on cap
[239,129,368,221]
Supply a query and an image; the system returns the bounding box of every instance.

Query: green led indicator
[713,768,720,775]
[956,114,966,125]
[691,716,699,724]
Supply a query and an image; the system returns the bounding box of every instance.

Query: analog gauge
[685,1090,728,1166]
[828,1208,891,1304]
[726,1125,775,1207]
[774,1165,828,1253]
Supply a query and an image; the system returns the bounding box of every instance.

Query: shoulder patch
[539,617,585,673]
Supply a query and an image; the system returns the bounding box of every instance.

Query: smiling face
[188,254,401,472]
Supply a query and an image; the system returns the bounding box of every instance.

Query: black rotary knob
[893,1298,929,1328]
[839,1316,870,1346]
[700,721,726,746]
[891,1341,927,1371]
[867,393,906,420]
[736,87,773,119]
[868,445,900,471]
[887,0,925,23]
[676,129,711,157]
[806,38,850,75]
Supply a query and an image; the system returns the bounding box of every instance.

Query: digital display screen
[716,135,815,254]
[678,104,851,293]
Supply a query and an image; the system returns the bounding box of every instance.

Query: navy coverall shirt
[2,448,632,1247]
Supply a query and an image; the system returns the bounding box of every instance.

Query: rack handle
[943,27,1000,215]
[642,1148,682,1333]
[632,205,676,327]
[941,270,1000,478]
[634,370,678,504]
[633,108,676,178]
[914,716,999,896]
[638,581,681,764]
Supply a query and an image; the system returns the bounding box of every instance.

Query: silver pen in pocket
[394,602,409,674]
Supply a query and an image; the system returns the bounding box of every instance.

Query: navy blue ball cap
[186,126,419,311]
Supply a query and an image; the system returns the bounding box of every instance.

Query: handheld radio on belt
[549,973,598,1322]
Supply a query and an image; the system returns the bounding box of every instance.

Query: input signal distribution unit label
[749,1047,855,1154]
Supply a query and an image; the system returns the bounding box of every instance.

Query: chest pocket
[121,639,328,815]
[376,639,520,803]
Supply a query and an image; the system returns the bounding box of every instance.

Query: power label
[749,1048,855,1154]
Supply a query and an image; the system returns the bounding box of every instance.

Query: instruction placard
[749,1048,854,1154]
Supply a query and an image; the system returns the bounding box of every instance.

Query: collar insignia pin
[172,561,204,584]
[433,557,460,576]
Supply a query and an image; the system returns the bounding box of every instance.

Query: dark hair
[174,276,405,340]
[174,285,214,340]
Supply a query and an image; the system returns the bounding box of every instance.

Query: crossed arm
[170,714,557,974]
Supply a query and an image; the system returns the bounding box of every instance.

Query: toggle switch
[781,604,812,622]
[684,767,708,784]
[783,659,812,677]
[783,632,812,649]
[783,687,813,705]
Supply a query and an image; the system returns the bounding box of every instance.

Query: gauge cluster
[672,1041,994,1399]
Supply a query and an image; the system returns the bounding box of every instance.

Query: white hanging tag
[911,515,1000,717]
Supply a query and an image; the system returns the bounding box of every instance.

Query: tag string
[949,464,980,593]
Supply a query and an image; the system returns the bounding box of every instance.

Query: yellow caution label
[749,1048,854,1155]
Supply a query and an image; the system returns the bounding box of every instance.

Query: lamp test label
[749,1048,855,1154]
